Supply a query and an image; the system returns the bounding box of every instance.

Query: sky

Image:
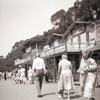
[0,0,76,57]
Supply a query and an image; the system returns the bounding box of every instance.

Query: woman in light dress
[84,57,98,100]
[58,54,74,100]
[77,51,89,96]
[78,51,98,100]
[28,67,34,84]
[20,66,26,84]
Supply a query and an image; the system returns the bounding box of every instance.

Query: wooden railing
[40,42,94,57]
[15,42,95,65]
[40,43,66,57]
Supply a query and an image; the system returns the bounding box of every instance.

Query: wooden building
[15,20,100,81]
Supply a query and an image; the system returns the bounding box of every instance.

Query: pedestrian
[0,72,2,80]
[78,50,98,100]
[77,50,89,96]
[84,53,98,100]
[32,53,45,97]
[4,71,7,80]
[20,66,26,84]
[44,67,49,83]
[17,67,21,84]
[28,66,34,84]
[57,54,74,100]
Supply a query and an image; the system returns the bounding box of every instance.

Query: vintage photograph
[0,0,100,100]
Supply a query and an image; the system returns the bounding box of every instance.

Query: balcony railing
[15,42,95,65]
[15,56,32,65]
[41,42,95,57]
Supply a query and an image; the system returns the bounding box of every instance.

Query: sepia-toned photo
[0,0,100,100]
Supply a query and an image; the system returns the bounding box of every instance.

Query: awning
[63,21,92,38]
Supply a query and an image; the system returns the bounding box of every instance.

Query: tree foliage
[1,0,100,71]
[0,57,6,69]
[51,9,66,24]
[74,0,100,21]
[4,41,24,71]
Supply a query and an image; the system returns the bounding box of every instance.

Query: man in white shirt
[32,53,45,97]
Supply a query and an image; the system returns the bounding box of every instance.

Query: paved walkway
[0,79,100,100]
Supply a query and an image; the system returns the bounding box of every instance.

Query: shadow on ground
[42,92,56,97]
[63,95,81,99]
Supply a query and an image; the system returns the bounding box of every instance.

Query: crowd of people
[31,51,98,100]
[77,50,98,100]
[0,71,12,80]
[12,66,27,84]
[0,50,98,100]
[0,66,34,85]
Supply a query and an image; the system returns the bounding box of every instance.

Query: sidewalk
[0,79,100,100]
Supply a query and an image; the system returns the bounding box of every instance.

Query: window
[86,31,89,43]
[78,35,81,44]
[78,35,81,48]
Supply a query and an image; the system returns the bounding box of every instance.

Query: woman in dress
[78,50,98,100]
[28,66,34,84]
[84,56,98,100]
[20,66,26,84]
[77,50,89,96]
[58,54,74,100]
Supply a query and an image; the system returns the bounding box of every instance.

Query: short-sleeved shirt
[32,57,45,70]
[59,59,72,70]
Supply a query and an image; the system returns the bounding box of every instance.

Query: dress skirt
[84,72,97,98]
[28,74,33,81]
[79,73,87,95]
[58,70,74,91]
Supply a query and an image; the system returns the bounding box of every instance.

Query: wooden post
[65,39,67,52]
[36,42,38,53]
[94,23,97,44]
[53,56,57,82]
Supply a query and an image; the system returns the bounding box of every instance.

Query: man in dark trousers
[32,53,45,97]
[4,71,7,80]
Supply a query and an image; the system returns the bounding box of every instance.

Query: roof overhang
[63,21,94,38]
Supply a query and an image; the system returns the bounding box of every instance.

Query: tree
[74,0,100,21]
[0,57,6,70]
[51,9,66,25]
[5,41,24,71]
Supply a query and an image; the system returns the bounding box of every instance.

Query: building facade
[15,20,100,81]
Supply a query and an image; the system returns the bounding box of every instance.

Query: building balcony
[15,49,38,65]
[15,56,32,65]
[41,42,95,57]
[15,42,95,65]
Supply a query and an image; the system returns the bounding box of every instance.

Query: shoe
[89,98,95,100]
[37,95,42,97]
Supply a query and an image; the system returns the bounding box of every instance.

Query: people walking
[20,66,26,84]
[44,67,49,83]
[78,50,98,100]
[84,56,98,100]
[4,71,7,80]
[0,72,2,80]
[57,54,74,100]
[28,66,34,84]
[77,50,89,96]
[32,53,45,97]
